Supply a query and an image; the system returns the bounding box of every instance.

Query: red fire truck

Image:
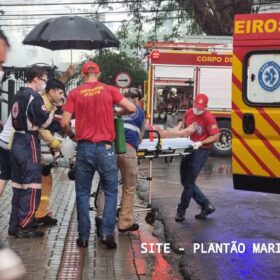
[144,37,232,156]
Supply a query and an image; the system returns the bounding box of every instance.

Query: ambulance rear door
[232,13,280,193]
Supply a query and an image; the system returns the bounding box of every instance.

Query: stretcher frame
[41,131,193,221]
[132,130,193,213]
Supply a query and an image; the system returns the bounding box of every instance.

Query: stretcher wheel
[145,208,158,225]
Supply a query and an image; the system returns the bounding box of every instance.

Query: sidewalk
[0,167,177,280]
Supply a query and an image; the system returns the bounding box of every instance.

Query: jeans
[75,141,118,239]
[95,144,137,229]
[177,148,209,214]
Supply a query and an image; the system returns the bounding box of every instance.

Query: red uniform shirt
[63,82,124,143]
[185,109,220,149]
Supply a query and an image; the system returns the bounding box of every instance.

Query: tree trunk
[175,0,253,35]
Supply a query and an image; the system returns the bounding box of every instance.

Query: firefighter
[9,66,57,238]
[61,61,136,249]
[175,93,219,222]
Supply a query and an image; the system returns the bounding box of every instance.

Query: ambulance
[232,13,280,193]
[144,37,233,156]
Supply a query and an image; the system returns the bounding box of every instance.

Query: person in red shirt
[175,93,220,222]
[61,61,135,249]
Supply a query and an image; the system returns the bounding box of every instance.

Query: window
[245,52,280,105]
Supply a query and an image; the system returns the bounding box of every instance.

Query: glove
[60,137,77,159]
[192,141,203,150]
[50,139,61,150]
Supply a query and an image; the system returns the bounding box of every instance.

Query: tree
[174,0,253,35]
[95,0,254,46]
[79,50,147,88]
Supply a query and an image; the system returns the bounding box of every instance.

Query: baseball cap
[194,93,208,110]
[82,61,100,74]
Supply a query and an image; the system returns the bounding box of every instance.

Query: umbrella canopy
[22,16,120,50]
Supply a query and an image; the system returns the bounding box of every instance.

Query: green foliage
[80,50,147,88]
[95,0,200,54]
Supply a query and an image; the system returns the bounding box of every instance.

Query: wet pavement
[138,156,280,280]
[0,168,75,280]
[1,156,279,280]
[0,167,180,280]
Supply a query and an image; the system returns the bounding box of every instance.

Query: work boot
[101,234,117,249]
[195,203,216,220]
[175,211,185,222]
[76,238,88,248]
[15,227,44,238]
[8,228,15,236]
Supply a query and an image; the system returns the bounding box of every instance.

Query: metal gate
[0,65,80,122]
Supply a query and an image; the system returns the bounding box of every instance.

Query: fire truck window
[246,53,280,104]
[153,85,194,126]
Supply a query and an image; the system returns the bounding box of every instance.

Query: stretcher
[41,131,194,224]
[133,131,193,221]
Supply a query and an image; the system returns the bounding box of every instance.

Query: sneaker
[118,223,139,233]
[195,203,216,220]
[0,247,25,279]
[34,215,57,226]
[175,212,185,222]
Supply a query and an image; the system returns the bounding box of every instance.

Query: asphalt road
[138,156,280,280]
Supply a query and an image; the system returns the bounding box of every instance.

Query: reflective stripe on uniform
[124,123,140,135]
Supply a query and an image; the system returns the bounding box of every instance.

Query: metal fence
[0,66,81,122]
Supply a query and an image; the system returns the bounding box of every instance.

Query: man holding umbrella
[61,61,136,249]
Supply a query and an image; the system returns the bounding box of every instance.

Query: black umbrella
[22,16,120,62]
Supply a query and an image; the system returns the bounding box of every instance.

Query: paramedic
[9,66,56,238]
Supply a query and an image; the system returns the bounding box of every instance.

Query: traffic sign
[115,72,132,88]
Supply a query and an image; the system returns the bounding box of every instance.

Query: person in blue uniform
[0,28,26,279]
[117,88,146,232]
[9,66,57,238]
